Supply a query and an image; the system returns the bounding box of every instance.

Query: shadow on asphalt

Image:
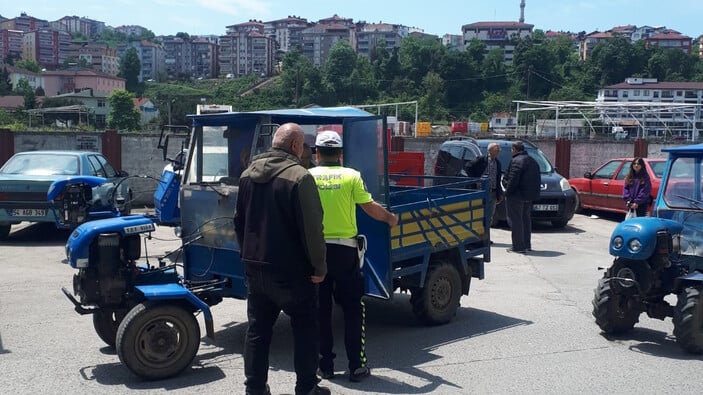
[0,223,70,246]
[82,294,531,392]
[603,327,703,361]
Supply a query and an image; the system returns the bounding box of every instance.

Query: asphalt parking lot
[1,212,703,394]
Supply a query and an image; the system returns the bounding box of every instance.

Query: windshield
[662,157,703,208]
[496,146,553,174]
[0,153,79,176]
[187,126,231,183]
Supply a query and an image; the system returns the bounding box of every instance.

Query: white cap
[315,130,343,148]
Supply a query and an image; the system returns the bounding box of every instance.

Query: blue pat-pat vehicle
[593,143,703,353]
[59,106,492,380]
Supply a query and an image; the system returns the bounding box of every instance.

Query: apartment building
[49,16,106,38]
[646,30,693,54]
[114,25,149,37]
[69,43,120,76]
[22,29,72,69]
[162,35,218,80]
[0,13,49,32]
[0,29,24,62]
[461,21,533,64]
[264,16,310,52]
[356,23,405,59]
[219,20,275,78]
[118,40,165,82]
[301,23,353,67]
[597,77,703,138]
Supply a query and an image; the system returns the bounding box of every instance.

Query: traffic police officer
[309,130,398,382]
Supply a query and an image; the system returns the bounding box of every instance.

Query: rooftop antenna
[519,0,525,23]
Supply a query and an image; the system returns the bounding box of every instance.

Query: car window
[649,161,666,178]
[87,155,106,177]
[0,153,79,176]
[615,162,627,180]
[525,147,553,173]
[94,155,118,178]
[593,160,622,179]
[663,157,699,207]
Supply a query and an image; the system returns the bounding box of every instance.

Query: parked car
[568,157,666,215]
[0,150,131,239]
[434,137,578,228]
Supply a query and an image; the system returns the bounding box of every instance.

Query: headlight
[612,236,624,249]
[629,239,642,252]
[174,226,182,238]
[559,177,572,191]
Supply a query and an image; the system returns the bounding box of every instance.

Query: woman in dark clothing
[623,157,652,217]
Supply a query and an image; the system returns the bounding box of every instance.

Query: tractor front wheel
[592,278,640,334]
[93,308,127,348]
[673,285,703,354]
[411,261,462,325]
[116,302,201,380]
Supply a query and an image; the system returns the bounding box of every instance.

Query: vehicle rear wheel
[410,261,462,325]
[673,285,703,354]
[0,224,10,240]
[117,302,200,380]
[93,308,128,348]
[592,278,640,334]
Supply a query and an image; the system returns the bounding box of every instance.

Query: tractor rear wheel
[592,278,640,334]
[673,285,703,354]
[411,261,462,325]
[117,302,200,380]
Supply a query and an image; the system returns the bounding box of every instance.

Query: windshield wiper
[675,194,703,209]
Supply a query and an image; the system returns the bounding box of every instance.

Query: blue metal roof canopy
[662,144,703,155]
[187,106,375,127]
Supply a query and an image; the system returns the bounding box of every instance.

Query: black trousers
[318,243,367,372]
[244,265,319,395]
[506,197,532,251]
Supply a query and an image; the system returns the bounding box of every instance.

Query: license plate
[11,208,47,217]
[533,204,558,211]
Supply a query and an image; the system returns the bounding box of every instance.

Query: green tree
[15,59,41,73]
[107,90,141,130]
[14,79,36,109]
[119,47,141,93]
[324,41,359,104]
[418,72,448,122]
[0,66,12,95]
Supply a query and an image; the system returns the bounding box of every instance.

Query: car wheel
[0,224,10,240]
[551,218,569,228]
[120,190,133,216]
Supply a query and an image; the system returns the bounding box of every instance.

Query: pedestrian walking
[234,122,330,395]
[309,130,398,383]
[502,141,540,253]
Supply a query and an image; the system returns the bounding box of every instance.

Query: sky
[2,0,701,39]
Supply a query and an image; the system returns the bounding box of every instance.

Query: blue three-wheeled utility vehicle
[57,106,491,379]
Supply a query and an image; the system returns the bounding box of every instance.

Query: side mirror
[118,170,129,177]
[584,172,593,179]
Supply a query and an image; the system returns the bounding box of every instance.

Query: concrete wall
[2,130,691,206]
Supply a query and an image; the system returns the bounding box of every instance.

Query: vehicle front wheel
[117,302,201,380]
[410,261,462,325]
[592,278,640,334]
[93,308,128,348]
[0,224,10,240]
[673,285,703,354]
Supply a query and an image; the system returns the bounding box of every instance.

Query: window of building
[633,90,640,96]
[643,90,649,96]
[677,91,683,96]
[654,91,660,98]
[97,100,105,107]
[622,91,628,98]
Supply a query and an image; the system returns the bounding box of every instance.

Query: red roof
[648,31,691,40]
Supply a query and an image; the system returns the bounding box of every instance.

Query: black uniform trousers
[506,197,533,251]
[244,265,319,395]
[318,243,367,372]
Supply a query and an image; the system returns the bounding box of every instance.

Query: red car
[569,158,666,215]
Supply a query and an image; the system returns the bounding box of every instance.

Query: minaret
[519,0,525,23]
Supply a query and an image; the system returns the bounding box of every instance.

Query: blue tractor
[593,144,703,352]
[58,106,491,379]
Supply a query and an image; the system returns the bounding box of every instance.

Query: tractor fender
[135,283,215,339]
[674,271,703,293]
